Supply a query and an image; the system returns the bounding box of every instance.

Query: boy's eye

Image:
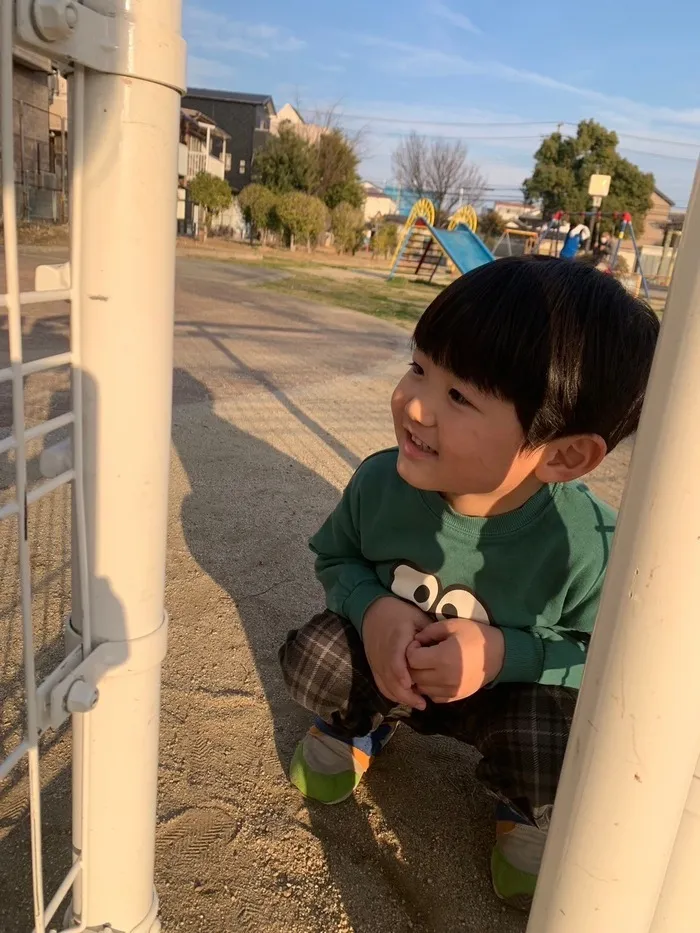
[409,361,424,376]
[449,388,471,407]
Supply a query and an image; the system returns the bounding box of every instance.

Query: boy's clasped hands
[362,596,505,711]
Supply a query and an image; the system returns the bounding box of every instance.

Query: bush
[275,192,328,251]
[372,222,399,259]
[331,203,365,254]
[187,172,233,233]
[238,184,277,243]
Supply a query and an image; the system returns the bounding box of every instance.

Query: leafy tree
[478,208,506,247]
[372,222,399,259]
[479,209,506,240]
[188,172,233,233]
[253,125,318,194]
[314,130,364,210]
[238,184,277,243]
[331,202,364,253]
[276,192,328,251]
[523,120,655,235]
[391,132,487,217]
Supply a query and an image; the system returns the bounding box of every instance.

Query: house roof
[182,107,230,139]
[653,187,675,207]
[13,46,52,73]
[186,88,276,114]
[362,182,392,198]
[277,102,304,123]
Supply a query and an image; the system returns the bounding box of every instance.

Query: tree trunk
[289,233,295,251]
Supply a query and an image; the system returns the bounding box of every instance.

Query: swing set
[536,209,651,300]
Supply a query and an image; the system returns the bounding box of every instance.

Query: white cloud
[429,1,482,35]
[184,8,306,59]
[187,55,237,85]
[358,35,700,130]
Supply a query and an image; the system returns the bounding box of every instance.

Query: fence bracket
[37,613,169,733]
[15,0,186,92]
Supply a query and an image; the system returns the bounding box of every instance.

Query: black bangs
[412,256,659,450]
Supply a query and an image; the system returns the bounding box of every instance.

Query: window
[239,160,246,174]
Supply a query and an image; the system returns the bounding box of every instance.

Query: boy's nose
[405,395,436,426]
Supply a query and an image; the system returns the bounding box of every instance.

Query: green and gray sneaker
[491,803,546,912]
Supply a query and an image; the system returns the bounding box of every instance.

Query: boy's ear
[535,434,607,483]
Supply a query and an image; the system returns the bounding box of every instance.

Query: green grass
[259,268,440,325]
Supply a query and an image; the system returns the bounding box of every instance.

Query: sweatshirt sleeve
[495,570,603,689]
[309,470,392,635]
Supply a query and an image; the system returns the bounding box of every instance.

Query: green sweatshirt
[310,449,616,688]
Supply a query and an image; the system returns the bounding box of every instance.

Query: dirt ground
[0,250,631,933]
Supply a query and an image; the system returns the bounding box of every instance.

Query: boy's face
[391,350,541,506]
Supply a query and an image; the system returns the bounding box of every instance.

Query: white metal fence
[2,2,183,930]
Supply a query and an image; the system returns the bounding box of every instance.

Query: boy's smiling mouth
[403,428,438,458]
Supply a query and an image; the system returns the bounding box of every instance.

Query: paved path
[0,252,631,932]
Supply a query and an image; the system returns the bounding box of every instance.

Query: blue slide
[431,224,495,274]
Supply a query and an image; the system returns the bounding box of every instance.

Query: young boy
[279,256,659,910]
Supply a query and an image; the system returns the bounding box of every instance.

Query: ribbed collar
[419,482,562,539]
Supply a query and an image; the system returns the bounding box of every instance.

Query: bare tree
[391,131,488,217]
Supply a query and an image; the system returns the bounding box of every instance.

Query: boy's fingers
[413,675,453,694]
[406,642,445,670]
[413,621,453,646]
[390,640,415,689]
[376,670,426,710]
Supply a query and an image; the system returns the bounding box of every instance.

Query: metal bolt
[65,679,99,714]
[32,0,78,42]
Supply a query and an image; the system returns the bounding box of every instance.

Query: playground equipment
[447,204,478,232]
[1,2,184,930]
[388,200,494,282]
[528,160,700,931]
[492,227,538,258]
[390,197,436,265]
[536,209,651,300]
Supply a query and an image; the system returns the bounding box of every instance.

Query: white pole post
[527,160,700,931]
[64,2,183,930]
[648,754,700,933]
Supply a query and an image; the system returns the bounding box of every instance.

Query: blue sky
[184,1,700,208]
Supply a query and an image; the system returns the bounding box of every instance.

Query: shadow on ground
[171,368,524,933]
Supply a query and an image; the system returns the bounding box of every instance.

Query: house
[361,182,397,222]
[270,103,326,144]
[177,110,244,237]
[181,88,276,192]
[493,201,541,224]
[9,47,61,220]
[638,188,675,247]
[180,109,231,180]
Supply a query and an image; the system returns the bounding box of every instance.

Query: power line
[314,108,700,150]
[306,111,563,128]
[619,146,697,162]
[618,132,700,149]
[370,130,546,141]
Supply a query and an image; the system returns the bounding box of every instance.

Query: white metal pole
[527,160,700,932]
[64,2,182,930]
[648,754,700,933]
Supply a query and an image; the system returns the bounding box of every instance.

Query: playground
[0,247,633,933]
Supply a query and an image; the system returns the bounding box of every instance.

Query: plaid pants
[279,610,577,828]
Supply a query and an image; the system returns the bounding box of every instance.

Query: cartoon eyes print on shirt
[390,562,440,611]
[434,585,490,624]
[389,563,491,624]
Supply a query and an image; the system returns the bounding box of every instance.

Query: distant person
[279,258,659,912]
[560,222,591,258]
